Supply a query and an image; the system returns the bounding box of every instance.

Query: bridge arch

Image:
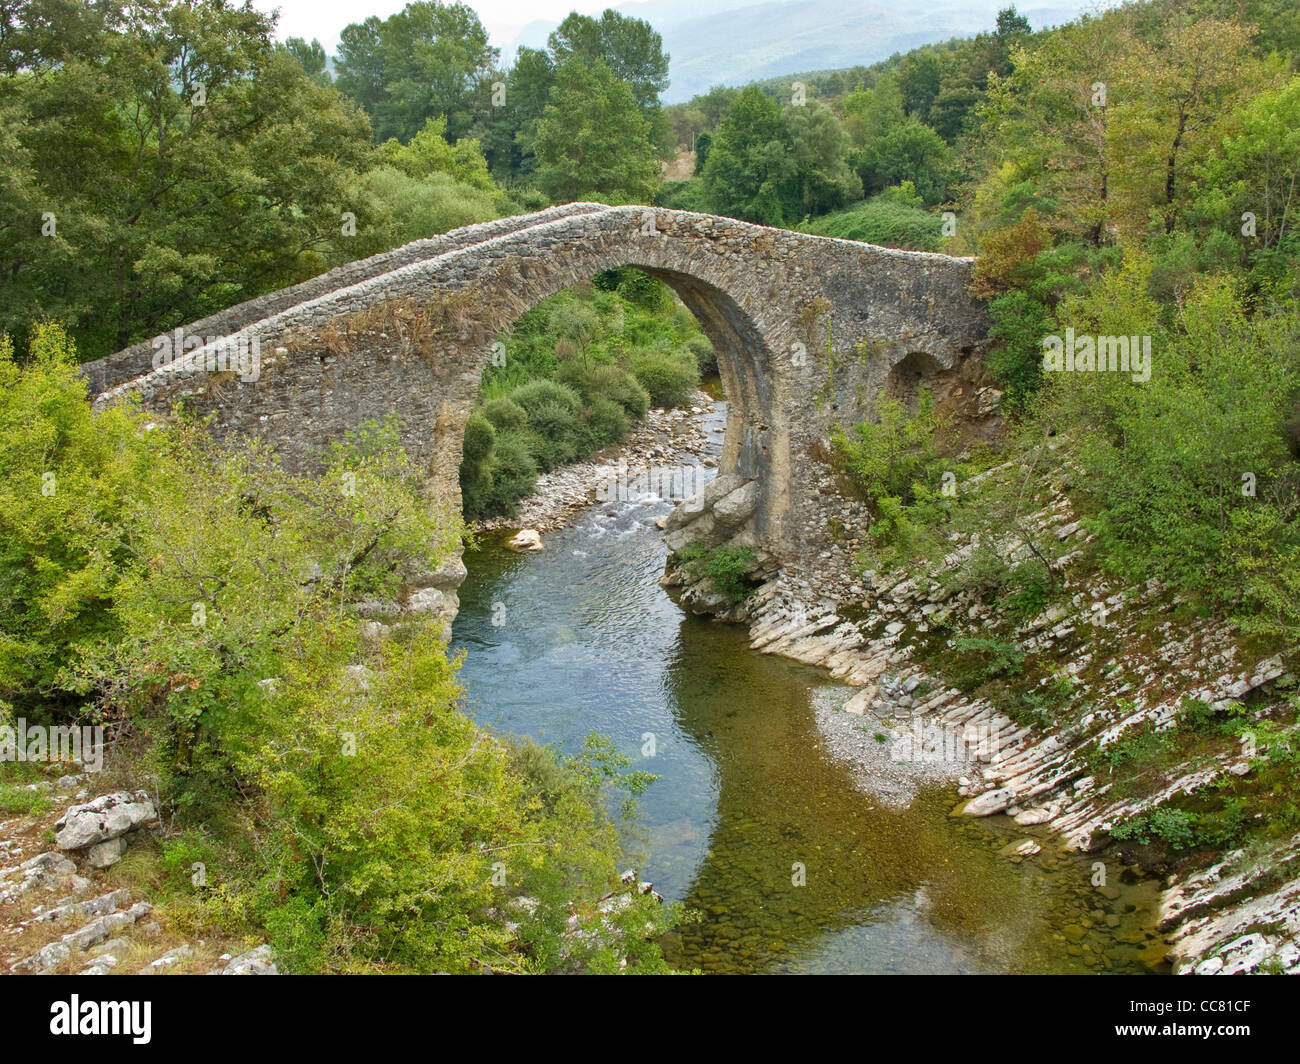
[85,204,990,611]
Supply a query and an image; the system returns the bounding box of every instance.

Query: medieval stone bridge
[84,202,989,588]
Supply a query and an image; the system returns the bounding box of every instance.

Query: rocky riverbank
[661,441,1300,976]
[475,393,719,538]
[0,774,278,975]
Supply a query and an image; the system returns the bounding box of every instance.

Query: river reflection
[451,407,1161,974]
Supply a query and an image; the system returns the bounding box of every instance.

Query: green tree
[859,118,949,203]
[547,9,669,115]
[1110,16,1271,234]
[471,45,555,181]
[701,86,794,223]
[842,76,905,150]
[533,58,659,204]
[0,0,374,358]
[898,52,942,121]
[377,115,496,190]
[783,100,862,215]
[335,1,497,143]
[280,36,330,86]
[1195,76,1300,252]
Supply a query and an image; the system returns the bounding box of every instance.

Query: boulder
[961,787,1015,817]
[55,791,158,852]
[1013,806,1057,826]
[507,529,544,552]
[428,552,467,590]
[86,838,129,869]
[219,944,279,975]
[663,474,744,532]
[711,481,758,531]
[403,587,449,613]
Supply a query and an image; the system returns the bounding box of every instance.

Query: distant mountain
[503,0,1095,104]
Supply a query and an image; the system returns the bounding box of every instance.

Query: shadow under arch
[440,254,784,536]
[882,349,946,413]
[636,266,772,482]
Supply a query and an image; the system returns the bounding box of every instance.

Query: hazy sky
[250,0,627,52]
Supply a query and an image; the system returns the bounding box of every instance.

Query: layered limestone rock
[660,474,780,618]
[678,449,1299,975]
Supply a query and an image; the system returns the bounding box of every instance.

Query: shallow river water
[451,408,1165,974]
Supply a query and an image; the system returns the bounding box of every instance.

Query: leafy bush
[557,361,651,419]
[951,636,1026,680]
[630,350,699,408]
[680,545,759,604]
[1,330,674,973]
[459,413,498,518]
[686,334,717,376]
[832,388,947,508]
[481,397,528,433]
[1111,807,1198,851]
[1047,261,1300,636]
[583,396,630,449]
[355,167,500,254]
[970,210,1052,300]
[510,378,583,420]
[484,430,540,512]
[986,290,1053,408]
[703,547,759,603]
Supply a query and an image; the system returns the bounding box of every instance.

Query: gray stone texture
[84,204,989,608]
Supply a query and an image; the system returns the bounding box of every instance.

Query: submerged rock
[507,529,544,552]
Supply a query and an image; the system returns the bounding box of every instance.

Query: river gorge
[451,401,1168,974]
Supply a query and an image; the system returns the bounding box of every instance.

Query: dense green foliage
[461,272,707,520]
[532,58,660,204]
[676,544,760,604]
[0,1,518,361]
[334,1,496,143]
[0,325,682,972]
[816,1,1300,650]
[8,0,1300,946]
[800,184,943,250]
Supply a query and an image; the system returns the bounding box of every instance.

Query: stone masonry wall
[86,204,989,568]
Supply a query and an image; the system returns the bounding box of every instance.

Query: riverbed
[450,404,1165,974]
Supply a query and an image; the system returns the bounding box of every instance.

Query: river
[450,402,1165,974]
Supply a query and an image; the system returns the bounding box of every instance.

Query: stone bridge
[84,202,989,602]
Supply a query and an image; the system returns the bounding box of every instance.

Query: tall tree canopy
[532,57,659,204]
[0,0,373,358]
[335,1,497,143]
[547,9,670,114]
